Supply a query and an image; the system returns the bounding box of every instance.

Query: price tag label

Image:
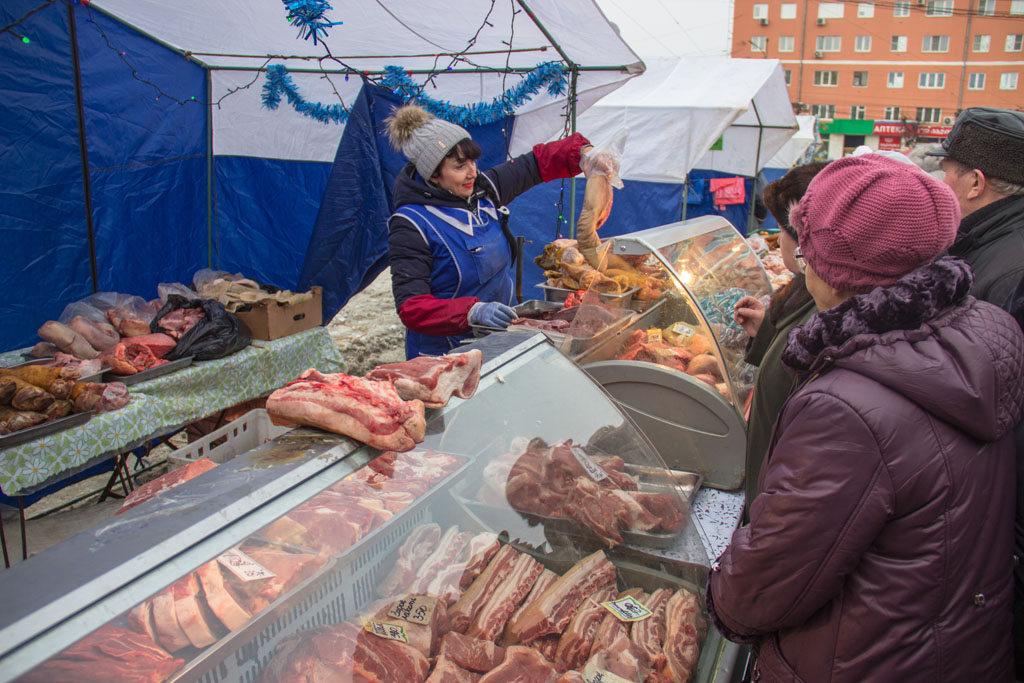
[600,595,653,622]
[217,548,276,582]
[645,328,663,344]
[571,446,609,482]
[387,595,438,625]
[363,619,410,644]
[581,661,634,683]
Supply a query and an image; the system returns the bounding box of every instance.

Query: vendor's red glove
[533,132,591,183]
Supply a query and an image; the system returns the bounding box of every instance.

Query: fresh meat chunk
[564,477,630,547]
[504,569,557,645]
[553,584,617,672]
[69,315,120,351]
[506,551,617,644]
[38,320,99,359]
[439,632,507,672]
[0,365,74,399]
[586,588,644,679]
[633,492,686,533]
[224,547,327,614]
[426,656,482,683]
[449,545,519,633]
[365,349,482,409]
[477,646,559,683]
[630,587,672,671]
[372,597,449,658]
[70,381,130,414]
[121,333,177,359]
[0,406,46,435]
[2,376,55,412]
[425,532,501,604]
[408,527,470,598]
[124,600,159,644]
[117,458,217,514]
[195,560,251,631]
[171,574,220,648]
[27,341,58,358]
[150,586,192,652]
[377,523,442,597]
[661,589,704,683]
[465,551,543,642]
[106,307,152,337]
[17,624,184,683]
[267,369,426,452]
[100,342,168,376]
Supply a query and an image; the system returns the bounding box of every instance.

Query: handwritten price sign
[582,660,634,683]
[571,446,609,482]
[387,595,438,625]
[217,548,276,582]
[364,619,410,644]
[600,595,652,622]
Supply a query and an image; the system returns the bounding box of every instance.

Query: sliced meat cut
[117,458,217,515]
[408,527,470,597]
[661,589,704,683]
[149,586,192,652]
[425,532,501,604]
[267,369,426,452]
[224,547,327,614]
[426,656,482,683]
[465,551,543,642]
[171,574,220,648]
[449,544,519,633]
[506,550,617,644]
[586,588,644,680]
[439,632,507,673]
[378,523,442,597]
[121,332,176,359]
[124,600,159,645]
[365,349,482,408]
[195,560,251,631]
[553,584,617,672]
[504,569,557,645]
[630,587,672,671]
[477,646,559,683]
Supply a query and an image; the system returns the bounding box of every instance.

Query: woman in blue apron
[386,104,606,358]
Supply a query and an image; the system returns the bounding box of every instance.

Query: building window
[814,70,840,86]
[918,72,946,89]
[888,71,905,88]
[855,35,872,52]
[750,36,767,52]
[977,0,995,14]
[850,105,867,119]
[853,71,869,87]
[1002,73,1020,89]
[1012,0,1024,15]
[818,3,845,19]
[974,35,991,52]
[778,36,795,52]
[781,3,797,19]
[753,4,769,19]
[858,2,875,17]
[891,35,908,52]
[884,106,902,119]
[816,36,842,52]
[1008,35,1024,52]
[926,1,954,16]
[894,1,910,16]
[811,104,837,118]
[922,35,950,52]
[785,69,792,85]
[968,72,986,89]
[917,107,943,123]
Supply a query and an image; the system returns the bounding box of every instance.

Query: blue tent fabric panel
[684,170,754,235]
[0,1,93,351]
[216,157,330,290]
[298,83,513,321]
[757,167,788,230]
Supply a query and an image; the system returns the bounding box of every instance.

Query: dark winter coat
[742,274,816,517]
[708,257,1024,682]
[949,193,1024,306]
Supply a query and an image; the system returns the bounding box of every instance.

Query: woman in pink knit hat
[708,154,1024,681]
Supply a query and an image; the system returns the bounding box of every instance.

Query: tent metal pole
[206,69,214,269]
[725,123,797,130]
[748,100,765,235]
[569,66,579,239]
[681,173,689,222]
[67,0,98,292]
[85,3,208,67]
[208,65,633,75]
[515,0,576,68]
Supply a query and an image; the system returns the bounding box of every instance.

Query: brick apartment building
[732,0,1024,156]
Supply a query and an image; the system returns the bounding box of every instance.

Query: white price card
[387,595,438,625]
[582,660,634,683]
[571,446,609,482]
[364,619,410,644]
[217,548,276,582]
[600,595,653,622]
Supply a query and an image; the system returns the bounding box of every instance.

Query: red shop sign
[873,122,904,135]
[918,124,953,138]
[878,135,902,151]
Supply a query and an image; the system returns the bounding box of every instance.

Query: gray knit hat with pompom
[385,104,471,180]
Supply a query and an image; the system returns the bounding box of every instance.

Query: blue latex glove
[468,301,517,328]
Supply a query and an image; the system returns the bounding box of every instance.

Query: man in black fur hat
[928,106,1024,305]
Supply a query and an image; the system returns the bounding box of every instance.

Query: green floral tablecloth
[0,327,345,495]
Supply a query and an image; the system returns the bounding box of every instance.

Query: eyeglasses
[793,246,806,273]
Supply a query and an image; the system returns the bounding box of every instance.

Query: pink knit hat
[789,154,961,293]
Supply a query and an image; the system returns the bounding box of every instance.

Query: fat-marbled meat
[438,632,507,672]
[449,545,520,633]
[267,368,426,452]
[365,349,482,409]
[552,584,617,672]
[465,551,543,642]
[630,587,672,671]
[477,646,559,683]
[378,523,442,597]
[661,588,704,683]
[426,656,482,683]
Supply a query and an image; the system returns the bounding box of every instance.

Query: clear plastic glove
[580,128,627,189]
[468,301,517,329]
[733,296,766,338]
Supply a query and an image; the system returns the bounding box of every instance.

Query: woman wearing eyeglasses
[732,162,827,517]
[710,154,1024,681]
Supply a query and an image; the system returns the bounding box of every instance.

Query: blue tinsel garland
[282,0,341,44]
[261,62,567,127]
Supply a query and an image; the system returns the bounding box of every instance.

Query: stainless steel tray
[102,355,193,386]
[0,410,93,451]
[536,283,638,307]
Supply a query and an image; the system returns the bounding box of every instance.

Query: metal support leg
[0,514,9,569]
[18,496,27,560]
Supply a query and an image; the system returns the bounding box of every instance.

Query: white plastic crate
[166,409,292,471]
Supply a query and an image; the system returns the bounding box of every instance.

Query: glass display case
[0,334,736,683]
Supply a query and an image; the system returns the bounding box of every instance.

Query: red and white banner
[873,122,904,135]
[918,124,953,138]
[878,135,902,151]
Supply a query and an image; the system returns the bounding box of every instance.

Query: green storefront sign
[818,119,876,136]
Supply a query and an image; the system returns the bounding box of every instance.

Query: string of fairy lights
[3,0,580,236]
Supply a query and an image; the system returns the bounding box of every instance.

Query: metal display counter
[0,333,742,683]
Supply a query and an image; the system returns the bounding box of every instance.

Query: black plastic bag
[150,295,252,361]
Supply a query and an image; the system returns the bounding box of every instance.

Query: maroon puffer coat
[708,258,1024,682]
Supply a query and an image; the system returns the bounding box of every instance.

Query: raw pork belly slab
[630,587,672,671]
[465,552,543,642]
[439,632,508,672]
[426,656,482,683]
[477,645,559,683]
[366,349,482,408]
[504,569,557,644]
[661,589,704,683]
[267,368,426,452]
[449,545,520,633]
[553,584,617,672]
[378,523,442,597]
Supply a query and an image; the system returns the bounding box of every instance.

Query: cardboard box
[235,286,323,341]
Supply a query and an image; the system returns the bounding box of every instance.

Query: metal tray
[9,357,55,368]
[475,305,637,358]
[102,356,193,386]
[5,357,110,384]
[0,410,93,451]
[536,283,638,307]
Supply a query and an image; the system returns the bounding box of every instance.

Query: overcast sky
[594,0,734,59]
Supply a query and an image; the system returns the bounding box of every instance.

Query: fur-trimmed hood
[783,256,1024,441]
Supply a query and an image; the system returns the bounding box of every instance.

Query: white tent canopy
[574,57,798,182]
[92,0,644,162]
[765,114,817,169]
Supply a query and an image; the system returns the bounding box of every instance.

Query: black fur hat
[927,107,1024,184]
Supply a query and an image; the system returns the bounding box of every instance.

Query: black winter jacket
[949,194,1024,306]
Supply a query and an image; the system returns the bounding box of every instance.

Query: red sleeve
[532,132,591,183]
[398,294,480,336]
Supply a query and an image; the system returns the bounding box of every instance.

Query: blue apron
[393,198,515,357]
